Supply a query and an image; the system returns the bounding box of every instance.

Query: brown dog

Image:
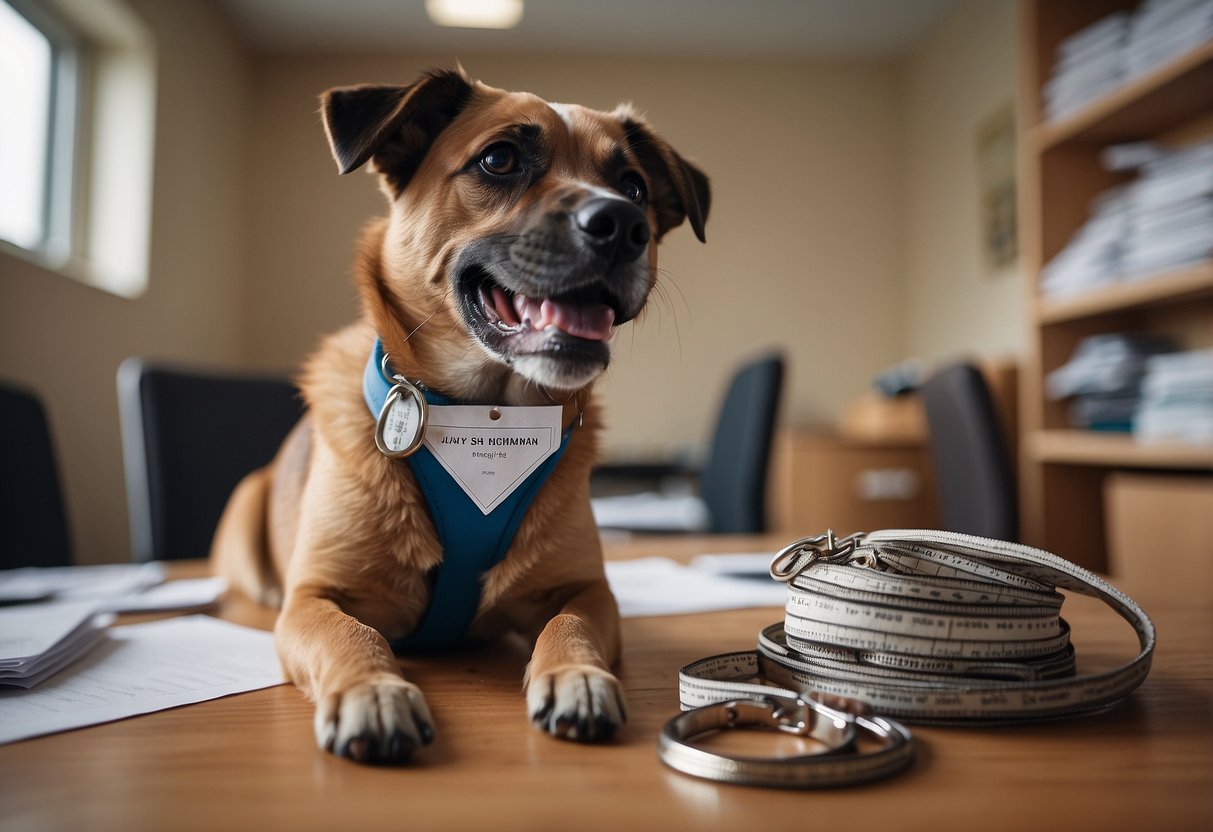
[212,67,709,764]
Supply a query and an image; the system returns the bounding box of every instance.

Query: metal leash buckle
[769,529,865,583]
[658,692,914,789]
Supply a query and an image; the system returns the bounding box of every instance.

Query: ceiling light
[425,0,523,29]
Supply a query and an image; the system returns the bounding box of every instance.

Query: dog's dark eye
[620,173,646,205]
[479,144,518,176]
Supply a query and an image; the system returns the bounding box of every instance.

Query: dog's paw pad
[315,675,434,764]
[527,666,626,743]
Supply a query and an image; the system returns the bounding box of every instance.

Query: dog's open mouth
[452,246,650,388]
[481,279,618,341]
[461,266,629,354]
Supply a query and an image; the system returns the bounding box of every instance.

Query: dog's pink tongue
[513,295,615,341]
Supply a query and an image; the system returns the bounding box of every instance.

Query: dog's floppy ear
[618,111,711,243]
[320,68,474,195]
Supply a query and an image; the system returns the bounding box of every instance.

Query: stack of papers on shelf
[1046,333,1177,430]
[0,601,114,689]
[1043,11,1129,121]
[1042,1,1212,123]
[1122,141,1213,277]
[1125,0,1213,79]
[1042,140,1213,298]
[1135,348,1213,442]
[1040,188,1131,296]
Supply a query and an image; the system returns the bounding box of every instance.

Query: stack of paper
[0,615,285,746]
[1122,140,1213,278]
[1046,333,1177,431]
[1042,1,1212,123]
[0,601,114,689]
[1040,187,1131,297]
[1042,140,1213,297]
[0,561,226,613]
[0,561,165,604]
[1124,0,1213,79]
[1043,11,1130,121]
[604,556,786,617]
[1135,349,1213,442]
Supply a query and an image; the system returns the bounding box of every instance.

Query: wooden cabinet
[1019,1,1213,571]
[769,430,939,538]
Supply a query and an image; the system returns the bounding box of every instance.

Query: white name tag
[423,405,563,515]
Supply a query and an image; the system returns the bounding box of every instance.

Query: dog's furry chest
[269,323,605,645]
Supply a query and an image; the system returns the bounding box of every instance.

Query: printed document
[0,615,285,745]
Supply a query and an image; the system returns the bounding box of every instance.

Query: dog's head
[321,68,709,396]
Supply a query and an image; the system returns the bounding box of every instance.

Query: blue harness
[361,340,571,652]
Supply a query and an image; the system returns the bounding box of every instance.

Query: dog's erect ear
[320,68,474,195]
[618,113,711,243]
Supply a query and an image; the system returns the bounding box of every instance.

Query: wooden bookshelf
[1036,263,1213,324]
[1029,430,1213,468]
[1032,39,1213,150]
[1019,0,1213,573]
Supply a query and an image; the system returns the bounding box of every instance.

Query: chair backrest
[117,358,303,561]
[699,352,785,534]
[921,362,1017,541]
[0,382,72,568]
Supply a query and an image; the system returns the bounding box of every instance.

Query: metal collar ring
[658,693,914,789]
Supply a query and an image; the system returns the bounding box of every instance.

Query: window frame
[1,0,156,299]
[0,0,82,265]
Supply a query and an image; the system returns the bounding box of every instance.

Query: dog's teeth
[491,286,519,327]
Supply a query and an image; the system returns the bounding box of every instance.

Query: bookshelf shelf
[1036,263,1213,324]
[1033,40,1213,151]
[1029,429,1213,469]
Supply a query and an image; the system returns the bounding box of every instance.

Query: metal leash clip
[658,692,914,789]
[769,529,865,583]
[374,352,429,459]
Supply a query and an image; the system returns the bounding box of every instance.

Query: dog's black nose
[575,198,650,264]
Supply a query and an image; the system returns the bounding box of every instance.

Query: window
[0,0,155,298]
[0,1,67,253]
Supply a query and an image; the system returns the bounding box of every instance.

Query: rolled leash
[659,529,1155,787]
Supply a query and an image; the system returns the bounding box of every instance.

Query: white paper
[0,615,286,745]
[98,577,228,614]
[0,562,165,604]
[689,552,779,577]
[0,600,105,664]
[0,619,112,689]
[424,404,562,514]
[605,557,787,617]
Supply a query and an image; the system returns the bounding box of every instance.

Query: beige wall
[0,0,252,563]
[901,0,1025,366]
[1,1,1024,564]
[242,54,908,461]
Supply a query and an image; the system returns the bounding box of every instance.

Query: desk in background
[769,429,940,535]
[1,535,1210,831]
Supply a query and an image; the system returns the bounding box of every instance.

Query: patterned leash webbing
[677,529,1155,724]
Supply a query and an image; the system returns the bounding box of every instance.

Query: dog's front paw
[527,665,627,742]
[315,673,434,764]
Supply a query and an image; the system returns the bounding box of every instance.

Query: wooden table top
[2,535,1210,832]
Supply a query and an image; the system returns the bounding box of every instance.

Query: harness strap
[362,340,571,651]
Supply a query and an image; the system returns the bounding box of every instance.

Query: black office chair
[699,352,785,533]
[0,381,73,568]
[921,362,1017,541]
[591,351,785,534]
[117,358,304,561]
